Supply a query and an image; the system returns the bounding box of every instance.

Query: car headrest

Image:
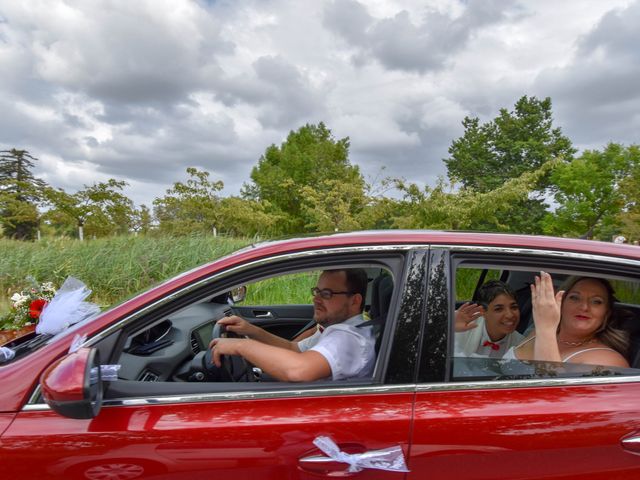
[369,275,393,323]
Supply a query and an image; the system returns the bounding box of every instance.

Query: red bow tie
[482,340,500,351]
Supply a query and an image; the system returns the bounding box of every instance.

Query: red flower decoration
[29,299,48,319]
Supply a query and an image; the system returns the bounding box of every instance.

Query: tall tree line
[1,96,638,242]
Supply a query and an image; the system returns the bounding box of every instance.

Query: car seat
[362,274,394,353]
[614,304,640,367]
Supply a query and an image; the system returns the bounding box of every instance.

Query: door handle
[254,311,273,318]
[298,439,409,476]
[298,454,357,477]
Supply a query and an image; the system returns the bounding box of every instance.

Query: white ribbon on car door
[312,435,410,473]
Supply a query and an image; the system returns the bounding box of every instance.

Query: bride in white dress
[503,272,629,367]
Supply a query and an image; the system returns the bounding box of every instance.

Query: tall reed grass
[0,235,252,311]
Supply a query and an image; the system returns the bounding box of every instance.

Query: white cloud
[0,0,637,208]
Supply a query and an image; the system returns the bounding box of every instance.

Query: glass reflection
[419,250,449,383]
[386,251,428,384]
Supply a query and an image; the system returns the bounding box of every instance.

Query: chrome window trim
[23,384,416,411]
[435,244,640,387]
[416,374,640,392]
[433,244,640,267]
[24,373,640,412]
[26,244,418,408]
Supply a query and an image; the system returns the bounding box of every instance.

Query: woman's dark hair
[475,280,517,306]
[559,276,630,356]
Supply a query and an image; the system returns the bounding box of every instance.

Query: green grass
[0,235,252,311]
[243,271,319,305]
[610,280,640,304]
[455,268,501,300]
[5,236,639,319]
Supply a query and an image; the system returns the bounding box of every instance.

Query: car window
[450,262,640,382]
[238,271,319,306]
[455,267,500,303]
[104,259,398,397]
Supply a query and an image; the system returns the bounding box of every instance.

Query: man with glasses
[210,269,376,382]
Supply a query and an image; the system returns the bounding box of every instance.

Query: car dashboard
[117,302,229,382]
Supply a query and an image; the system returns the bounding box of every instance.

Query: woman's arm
[531,271,564,362]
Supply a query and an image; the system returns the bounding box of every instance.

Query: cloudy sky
[1,0,638,207]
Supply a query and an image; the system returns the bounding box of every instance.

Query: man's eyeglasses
[311,287,354,300]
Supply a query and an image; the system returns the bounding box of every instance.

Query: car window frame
[415,245,640,389]
[24,247,419,410]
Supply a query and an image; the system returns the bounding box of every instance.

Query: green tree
[444,96,575,233]
[218,197,280,237]
[395,161,556,231]
[0,149,47,239]
[544,143,640,240]
[45,179,134,239]
[244,122,366,234]
[446,96,575,190]
[617,145,640,242]
[131,204,153,235]
[356,196,404,230]
[153,167,224,235]
[299,179,366,232]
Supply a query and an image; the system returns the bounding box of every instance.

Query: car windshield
[1,332,53,365]
[0,315,93,365]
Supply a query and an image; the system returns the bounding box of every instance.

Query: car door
[2,249,421,480]
[407,248,640,480]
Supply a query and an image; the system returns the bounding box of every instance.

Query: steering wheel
[204,318,255,382]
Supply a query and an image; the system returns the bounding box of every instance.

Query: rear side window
[450,262,640,382]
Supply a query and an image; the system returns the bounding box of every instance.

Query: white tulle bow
[312,436,410,473]
[36,277,101,335]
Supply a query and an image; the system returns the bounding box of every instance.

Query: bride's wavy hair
[559,276,630,357]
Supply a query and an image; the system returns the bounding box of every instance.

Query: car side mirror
[40,347,103,419]
[229,285,247,304]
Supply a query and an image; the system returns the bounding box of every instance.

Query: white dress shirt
[455,317,523,359]
[297,314,376,380]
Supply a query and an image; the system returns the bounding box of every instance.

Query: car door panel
[409,248,640,479]
[0,413,14,437]
[1,247,417,479]
[3,392,413,479]
[408,383,640,479]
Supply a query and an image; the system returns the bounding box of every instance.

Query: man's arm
[216,315,300,351]
[210,338,331,382]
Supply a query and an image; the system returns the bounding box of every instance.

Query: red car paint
[1,231,640,479]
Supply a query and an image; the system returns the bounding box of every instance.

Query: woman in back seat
[455,280,524,358]
[504,272,629,367]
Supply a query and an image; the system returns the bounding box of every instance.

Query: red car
[2,230,640,479]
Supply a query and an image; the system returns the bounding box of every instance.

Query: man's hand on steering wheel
[209,337,246,368]
[215,315,256,337]
[205,318,256,382]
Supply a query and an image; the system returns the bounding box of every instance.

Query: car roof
[241,230,640,262]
